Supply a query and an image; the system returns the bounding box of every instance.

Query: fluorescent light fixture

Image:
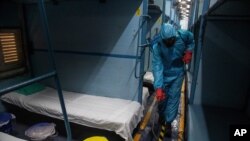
[180,6,186,9]
[181,12,189,15]
[181,9,188,12]
[181,13,188,16]
[187,5,190,8]
[181,9,186,12]
[181,10,187,13]
[181,1,187,4]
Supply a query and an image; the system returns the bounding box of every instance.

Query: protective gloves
[155,88,166,101]
[182,51,192,64]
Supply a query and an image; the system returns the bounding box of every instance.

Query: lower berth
[143,72,154,84]
[1,87,149,141]
[143,71,154,93]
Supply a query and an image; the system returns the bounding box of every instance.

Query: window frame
[0,28,27,79]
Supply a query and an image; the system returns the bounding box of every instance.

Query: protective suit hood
[160,23,177,40]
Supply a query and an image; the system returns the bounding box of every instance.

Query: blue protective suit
[151,23,194,123]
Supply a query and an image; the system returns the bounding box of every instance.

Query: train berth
[143,72,155,94]
[143,72,154,85]
[1,86,150,141]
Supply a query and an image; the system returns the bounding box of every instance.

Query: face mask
[163,37,176,48]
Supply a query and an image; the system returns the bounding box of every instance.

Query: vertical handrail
[37,0,72,141]
[162,0,166,24]
[135,16,143,79]
[189,0,210,104]
[145,15,152,72]
[138,0,148,104]
[189,0,197,28]
[194,0,200,25]
[146,41,151,71]
[169,0,172,23]
[134,15,151,79]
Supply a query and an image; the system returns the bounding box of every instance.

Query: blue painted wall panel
[26,0,141,56]
[0,1,23,112]
[32,52,139,100]
[25,0,143,100]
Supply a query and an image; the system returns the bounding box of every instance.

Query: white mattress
[143,71,154,84]
[0,132,26,141]
[1,87,149,141]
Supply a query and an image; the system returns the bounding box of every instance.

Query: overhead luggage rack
[207,0,250,17]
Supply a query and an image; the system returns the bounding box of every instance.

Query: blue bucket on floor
[0,112,14,133]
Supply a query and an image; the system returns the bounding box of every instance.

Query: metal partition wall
[28,0,144,101]
[0,0,72,140]
[189,0,210,104]
[187,1,250,140]
[0,0,155,140]
[137,0,149,104]
[202,0,250,108]
[189,0,250,105]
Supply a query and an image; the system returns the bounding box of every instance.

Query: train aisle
[134,79,186,141]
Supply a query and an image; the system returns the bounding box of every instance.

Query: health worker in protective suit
[151,23,194,136]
